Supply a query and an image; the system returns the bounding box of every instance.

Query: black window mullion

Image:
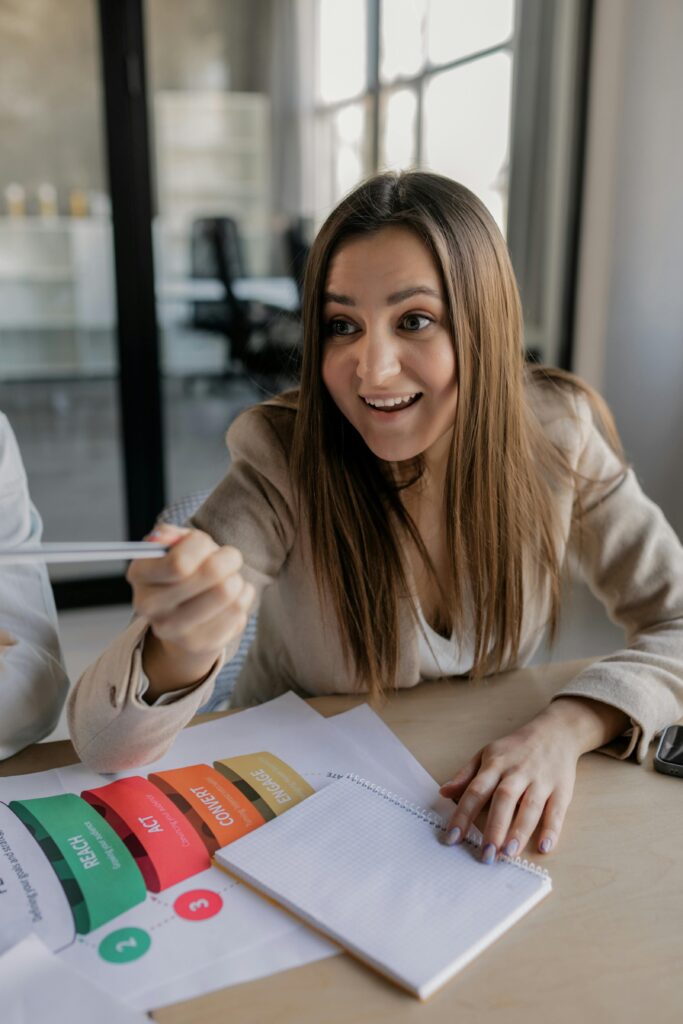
[558,0,594,371]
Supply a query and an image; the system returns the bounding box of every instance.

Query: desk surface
[2,660,680,1024]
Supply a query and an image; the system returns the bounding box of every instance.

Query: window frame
[313,0,516,193]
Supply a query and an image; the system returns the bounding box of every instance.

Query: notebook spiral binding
[344,773,550,881]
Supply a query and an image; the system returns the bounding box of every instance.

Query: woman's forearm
[141,631,220,702]
[543,695,631,755]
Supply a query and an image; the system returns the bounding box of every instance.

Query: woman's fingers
[443,768,500,847]
[500,784,550,858]
[480,773,528,859]
[129,527,245,617]
[150,577,254,650]
[155,591,253,656]
[439,754,481,799]
[133,544,245,619]
[534,786,572,855]
[126,525,253,661]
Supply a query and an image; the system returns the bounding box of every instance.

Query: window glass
[380,0,427,83]
[314,100,371,222]
[145,0,283,506]
[426,0,515,66]
[423,52,512,232]
[0,0,126,580]
[317,0,368,103]
[379,88,418,170]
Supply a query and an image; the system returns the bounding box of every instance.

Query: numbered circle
[174,888,223,921]
[98,926,151,964]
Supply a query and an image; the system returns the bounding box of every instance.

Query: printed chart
[0,693,450,1010]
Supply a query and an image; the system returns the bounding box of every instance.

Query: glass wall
[144,0,289,508]
[0,0,523,597]
[0,0,126,581]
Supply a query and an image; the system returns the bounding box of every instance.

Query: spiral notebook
[215,774,552,999]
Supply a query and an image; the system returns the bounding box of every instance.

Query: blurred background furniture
[283,217,311,309]
[189,215,302,377]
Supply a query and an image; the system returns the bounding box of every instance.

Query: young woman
[69,172,683,863]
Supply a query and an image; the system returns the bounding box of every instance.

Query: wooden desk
[2,661,680,1023]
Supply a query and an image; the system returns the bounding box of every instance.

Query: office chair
[190,216,252,368]
[191,216,299,376]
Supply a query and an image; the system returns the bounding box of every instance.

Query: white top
[0,413,69,759]
[416,603,474,679]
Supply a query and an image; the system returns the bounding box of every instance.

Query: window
[313,0,516,233]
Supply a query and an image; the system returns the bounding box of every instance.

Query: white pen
[0,542,171,565]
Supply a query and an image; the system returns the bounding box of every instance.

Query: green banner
[9,794,146,933]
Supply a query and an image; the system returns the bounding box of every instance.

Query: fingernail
[482,843,496,865]
[443,826,461,846]
[146,530,162,541]
[504,838,519,856]
[539,837,553,854]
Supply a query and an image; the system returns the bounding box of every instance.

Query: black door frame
[54,0,165,609]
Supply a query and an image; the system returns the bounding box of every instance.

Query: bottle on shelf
[69,188,89,218]
[5,183,26,217]
[37,183,58,218]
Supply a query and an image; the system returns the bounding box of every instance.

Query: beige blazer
[68,386,683,772]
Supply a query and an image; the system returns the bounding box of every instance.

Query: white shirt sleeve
[0,413,69,759]
[136,666,201,706]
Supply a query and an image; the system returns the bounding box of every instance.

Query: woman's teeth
[362,393,421,411]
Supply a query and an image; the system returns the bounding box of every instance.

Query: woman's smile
[359,392,423,413]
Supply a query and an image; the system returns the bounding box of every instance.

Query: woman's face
[321,226,458,468]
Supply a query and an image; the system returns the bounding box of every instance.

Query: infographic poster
[0,693,449,1010]
[0,694,357,1007]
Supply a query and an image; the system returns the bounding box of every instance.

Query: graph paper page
[216,775,551,999]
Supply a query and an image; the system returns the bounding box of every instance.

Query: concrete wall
[0,0,105,210]
[574,0,683,538]
[145,0,271,94]
[0,0,271,214]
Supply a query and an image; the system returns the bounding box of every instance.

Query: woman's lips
[360,393,423,413]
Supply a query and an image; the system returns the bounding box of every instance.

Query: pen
[0,542,171,565]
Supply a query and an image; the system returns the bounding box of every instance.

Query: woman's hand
[127,523,255,699]
[439,697,629,863]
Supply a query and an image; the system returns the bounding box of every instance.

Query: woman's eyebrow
[323,291,355,306]
[386,285,442,305]
[323,285,442,307]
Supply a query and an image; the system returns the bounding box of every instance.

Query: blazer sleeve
[552,403,683,761]
[68,406,296,772]
[190,404,296,596]
[0,414,69,760]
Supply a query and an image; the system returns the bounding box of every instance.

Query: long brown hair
[284,171,623,698]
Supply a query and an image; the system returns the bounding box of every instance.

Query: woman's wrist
[540,695,631,756]
[141,630,220,702]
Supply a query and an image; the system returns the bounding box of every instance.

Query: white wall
[574,0,683,539]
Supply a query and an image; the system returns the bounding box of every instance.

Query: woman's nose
[356,330,401,385]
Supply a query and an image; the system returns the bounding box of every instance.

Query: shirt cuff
[136,668,202,706]
[132,633,221,707]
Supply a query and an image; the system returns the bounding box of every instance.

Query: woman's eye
[328,319,358,337]
[400,313,432,331]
